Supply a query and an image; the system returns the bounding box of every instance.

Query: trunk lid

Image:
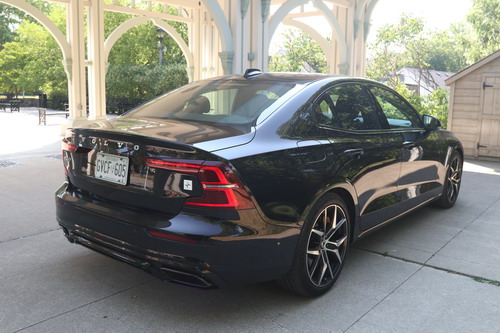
[63,119,249,216]
[81,117,254,149]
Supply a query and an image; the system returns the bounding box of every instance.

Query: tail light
[144,158,254,210]
[62,139,78,153]
[62,138,91,176]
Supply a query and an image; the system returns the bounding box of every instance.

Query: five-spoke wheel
[278,193,350,297]
[306,204,348,287]
[435,150,463,208]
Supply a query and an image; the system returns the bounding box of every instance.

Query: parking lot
[1,110,499,332]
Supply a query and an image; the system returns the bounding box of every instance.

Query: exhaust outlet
[61,226,75,243]
[160,267,213,289]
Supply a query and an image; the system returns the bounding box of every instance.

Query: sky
[367,0,473,43]
[269,0,473,53]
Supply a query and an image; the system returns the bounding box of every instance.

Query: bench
[38,108,69,125]
[0,102,9,112]
[9,100,21,112]
[0,100,21,112]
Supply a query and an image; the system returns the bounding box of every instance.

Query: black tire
[278,193,350,297]
[434,151,463,208]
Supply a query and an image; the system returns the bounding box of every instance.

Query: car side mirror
[422,114,441,130]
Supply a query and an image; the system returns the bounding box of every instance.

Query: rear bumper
[55,182,299,288]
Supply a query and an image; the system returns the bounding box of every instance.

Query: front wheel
[278,193,350,297]
[435,151,463,208]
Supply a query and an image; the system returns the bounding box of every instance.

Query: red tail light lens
[62,139,76,176]
[62,138,92,176]
[62,139,92,154]
[186,161,254,209]
[144,159,202,176]
[62,140,78,152]
[145,159,254,210]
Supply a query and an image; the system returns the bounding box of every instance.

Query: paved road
[1,111,499,332]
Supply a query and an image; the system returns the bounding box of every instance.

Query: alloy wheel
[447,155,462,203]
[306,204,348,287]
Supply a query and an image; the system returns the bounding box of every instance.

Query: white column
[66,0,87,123]
[249,0,265,70]
[345,3,355,76]
[189,5,202,80]
[87,0,107,121]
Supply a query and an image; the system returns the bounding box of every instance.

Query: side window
[314,84,382,131]
[369,86,422,129]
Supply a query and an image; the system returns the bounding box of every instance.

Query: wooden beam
[38,0,69,4]
[103,4,193,23]
[323,0,352,8]
[152,0,198,9]
[286,11,323,18]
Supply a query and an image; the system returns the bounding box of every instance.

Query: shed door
[478,75,500,158]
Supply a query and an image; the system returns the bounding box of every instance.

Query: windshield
[125,78,296,125]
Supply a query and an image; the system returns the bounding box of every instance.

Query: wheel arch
[455,145,464,162]
[303,182,359,243]
[329,187,357,243]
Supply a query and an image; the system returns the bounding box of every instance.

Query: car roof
[214,72,351,85]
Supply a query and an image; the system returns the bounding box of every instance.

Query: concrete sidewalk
[0,107,68,158]
[1,110,499,332]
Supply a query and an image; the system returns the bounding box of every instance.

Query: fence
[0,94,147,114]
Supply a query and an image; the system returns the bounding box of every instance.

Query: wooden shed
[445,50,500,158]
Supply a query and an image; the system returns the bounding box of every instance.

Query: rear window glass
[125,79,296,124]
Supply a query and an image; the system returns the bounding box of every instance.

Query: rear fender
[299,181,359,234]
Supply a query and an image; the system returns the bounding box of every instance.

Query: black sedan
[56,70,463,297]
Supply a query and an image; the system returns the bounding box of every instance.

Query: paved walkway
[0,107,68,157]
[1,109,499,332]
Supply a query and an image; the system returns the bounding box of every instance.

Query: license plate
[95,152,129,185]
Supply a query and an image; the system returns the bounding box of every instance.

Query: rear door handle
[344,148,364,159]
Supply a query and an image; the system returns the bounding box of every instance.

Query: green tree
[0,4,67,96]
[0,1,54,48]
[0,5,25,48]
[425,24,472,72]
[367,15,431,83]
[0,2,188,101]
[104,5,189,103]
[366,14,455,126]
[269,29,327,73]
[467,0,500,60]
[105,6,188,66]
[0,41,29,94]
[106,63,187,100]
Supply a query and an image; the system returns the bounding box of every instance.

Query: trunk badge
[183,180,193,191]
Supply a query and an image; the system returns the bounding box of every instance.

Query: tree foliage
[365,14,465,126]
[366,14,470,82]
[0,1,188,101]
[0,4,66,96]
[467,0,500,61]
[0,0,54,48]
[105,7,188,66]
[106,64,187,100]
[269,29,327,73]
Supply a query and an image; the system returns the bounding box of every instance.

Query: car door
[367,85,444,210]
[313,83,404,231]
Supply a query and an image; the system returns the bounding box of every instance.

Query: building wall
[448,56,500,157]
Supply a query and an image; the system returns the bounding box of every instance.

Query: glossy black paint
[56,73,463,288]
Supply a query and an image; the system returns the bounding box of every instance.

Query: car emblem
[183,179,193,191]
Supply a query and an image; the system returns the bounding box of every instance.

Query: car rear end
[55,73,314,288]
[56,127,302,287]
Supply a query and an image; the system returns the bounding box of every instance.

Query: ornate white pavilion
[1,0,379,126]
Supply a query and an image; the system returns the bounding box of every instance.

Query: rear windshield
[125,78,296,124]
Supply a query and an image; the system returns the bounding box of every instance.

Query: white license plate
[95,152,129,185]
